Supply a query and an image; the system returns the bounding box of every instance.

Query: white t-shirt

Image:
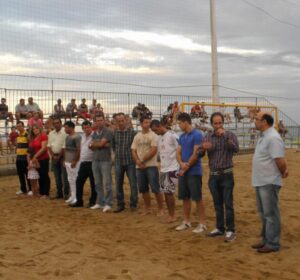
[157,130,179,173]
[131,130,158,168]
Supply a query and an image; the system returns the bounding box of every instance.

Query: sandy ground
[0,150,299,280]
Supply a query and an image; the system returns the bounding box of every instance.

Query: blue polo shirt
[179,129,203,175]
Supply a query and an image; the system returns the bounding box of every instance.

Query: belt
[210,167,233,176]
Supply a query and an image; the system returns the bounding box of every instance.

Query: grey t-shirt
[92,127,113,162]
[65,133,81,162]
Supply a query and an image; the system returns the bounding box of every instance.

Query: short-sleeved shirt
[26,103,40,112]
[157,130,179,172]
[252,127,285,187]
[16,130,29,160]
[30,133,49,161]
[28,118,43,128]
[78,104,88,112]
[131,130,158,168]
[92,127,113,162]
[178,129,203,176]
[66,103,77,112]
[48,129,67,154]
[15,104,28,113]
[0,104,8,113]
[113,128,136,165]
[9,131,19,144]
[64,133,81,163]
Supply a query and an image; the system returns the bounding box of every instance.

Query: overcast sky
[0,0,299,122]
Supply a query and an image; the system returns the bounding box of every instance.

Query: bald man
[252,112,288,253]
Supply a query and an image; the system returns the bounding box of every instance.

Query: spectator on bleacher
[77,98,91,124]
[7,126,18,154]
[166,103,173,115]
[132,103,142,119]
[234,106,243,122]
[26,97,43,119]
[15,98,29,121]
[66,99,78,120]
[28,112,43,130]
[171,101,180,118]
[278,119,288,138]
[190,103,202,118]
[89,99,98,119]
[220,104,231,123]
[90,103,104,119]
[30,124,51,198]
[0,98,14,125]
[15,121,31,195]
[141,104,152,119]
[53,99,66,120]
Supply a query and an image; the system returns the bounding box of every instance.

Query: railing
[0,88,299,166]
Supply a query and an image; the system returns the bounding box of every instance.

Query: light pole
[210,0,219,104]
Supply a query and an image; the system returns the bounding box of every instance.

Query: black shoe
[114,206,125,213]
[70,201,83,208]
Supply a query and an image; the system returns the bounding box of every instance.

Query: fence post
[128,93,130,115]
[51,79,54,114]
[160,94,162,118]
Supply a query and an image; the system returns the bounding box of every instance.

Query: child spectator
[27,147,40,198]
[7,126,19,153]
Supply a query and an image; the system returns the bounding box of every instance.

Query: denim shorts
[178,175,202,201]
[136,166,160,194]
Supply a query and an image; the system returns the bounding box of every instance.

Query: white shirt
[252,127,285,187]
[80,132,94,162]
[157,130,179,172]
[47,129,67,154]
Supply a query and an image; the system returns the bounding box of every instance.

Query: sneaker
[224,231,236,242]
[90,204,102,210]
[192,224,207,234]
[207,228,224,237]
[16,190,25,195]
[103,205,112,213]
[65,197,74,204]
[27,191,33,196]
[175,222,191,231]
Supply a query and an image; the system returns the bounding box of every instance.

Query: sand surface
[0,150,299,280]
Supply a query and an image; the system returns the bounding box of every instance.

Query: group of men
[14,109,288,253]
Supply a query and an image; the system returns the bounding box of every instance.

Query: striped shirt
[204,130,239,172]
[16,130,29,160]
[113,128,136,165]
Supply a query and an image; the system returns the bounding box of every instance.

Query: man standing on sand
[90,115,113,213]
[112,113,138,213]
[150,119,179,223]
[48,117,69,199]
[175,112,207,233]
[131,116,164,216]
[251,112,288,253]
[201,112,239,242]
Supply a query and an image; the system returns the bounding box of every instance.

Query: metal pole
[210,0,219,105]
[51,79,54,114]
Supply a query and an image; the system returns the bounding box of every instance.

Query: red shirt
[30,133,49,160]
[9,131,19,144]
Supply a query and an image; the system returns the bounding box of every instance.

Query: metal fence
[0,88,299,166]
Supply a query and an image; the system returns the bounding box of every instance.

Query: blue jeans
[115,163,138,208]
[92,161,113,207]
[51,158,69,198]
[256,184,281,251]
[208,173,235,232]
